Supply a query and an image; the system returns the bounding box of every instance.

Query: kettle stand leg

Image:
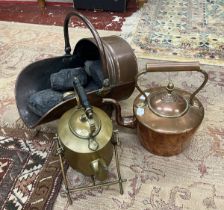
[58,130,126,203]
[114,143,124,194]
[91,175,96,186]
[112,130,124,195]
[55,136,73,205]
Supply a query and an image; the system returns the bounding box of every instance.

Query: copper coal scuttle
[15,11,138,128]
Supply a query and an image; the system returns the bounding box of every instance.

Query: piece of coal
[28,89,63,116]
[63,54,85,68]
[84,60,104,88]
[84,81,99,92]
[50,67,88,91]
[84,60,93,76]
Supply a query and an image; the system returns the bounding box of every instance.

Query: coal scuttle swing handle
[63,11,108,82]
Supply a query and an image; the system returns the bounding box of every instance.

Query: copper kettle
[103,62,208,156]
[57,77,113,181]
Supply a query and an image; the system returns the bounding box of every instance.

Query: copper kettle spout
[103,98,136,129]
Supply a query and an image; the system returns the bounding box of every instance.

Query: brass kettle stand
[54,130,127,205]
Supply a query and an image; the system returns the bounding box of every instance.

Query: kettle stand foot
[55,131,126,205]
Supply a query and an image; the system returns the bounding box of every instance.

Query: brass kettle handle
[135,62,208,105]
[63,11,108,80]
[73,77,99,151]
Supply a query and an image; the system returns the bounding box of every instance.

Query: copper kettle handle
[135,62,208,105]
[63,11,108,79]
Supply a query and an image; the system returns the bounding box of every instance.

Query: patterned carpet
[121,0,224,65]
[0,21,224,209]
[0,128,63,210]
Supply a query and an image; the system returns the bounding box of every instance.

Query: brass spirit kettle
[57,77,113,181]
[103,62,208,156]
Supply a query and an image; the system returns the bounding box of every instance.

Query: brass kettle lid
[69,110,101,139]
[58,106,113,153]
[148,82,188,118]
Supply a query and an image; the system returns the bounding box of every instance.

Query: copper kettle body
[103,62,208,156]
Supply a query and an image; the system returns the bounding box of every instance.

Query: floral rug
[121,0,224,65]
[0,127,62,210]
[1,21,224,210]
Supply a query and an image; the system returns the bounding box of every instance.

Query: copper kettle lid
[133,62,209,134]
[149,82,188,118]
[134,87,204,134]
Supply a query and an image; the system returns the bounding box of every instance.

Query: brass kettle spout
[90,158,108,181]
[103,98,136,129]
